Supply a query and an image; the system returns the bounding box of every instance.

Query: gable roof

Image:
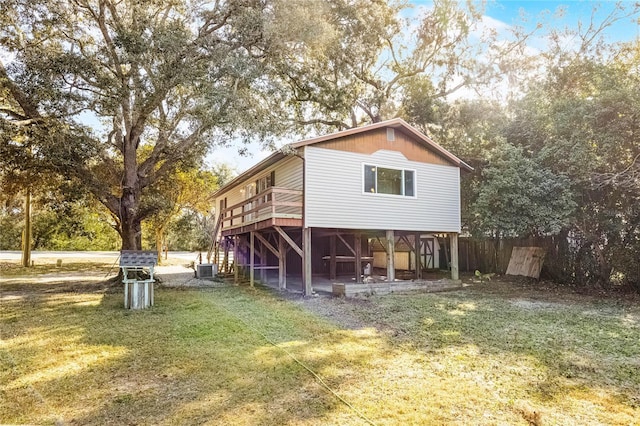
[214,118,472,196]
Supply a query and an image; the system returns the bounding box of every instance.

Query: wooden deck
[218,186,303,237]
[221,217,302,236]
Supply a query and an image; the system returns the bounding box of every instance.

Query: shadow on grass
[3,276,639,425]
[1,282,383,425]
[334,289,640,409]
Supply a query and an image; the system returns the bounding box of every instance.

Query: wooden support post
[274,226,303,258]
[236,237,243,278]
[414,232,422,279]
[337,233,356,256]
[259,238,266,283]
[302,227,312,296]
[278,234,286,290]
[354,232,362,283]
[149,266,155,306]
[450,233,459,281]
[386,230,395,282]
[442,234,450,271]
[220,237,227,273]
[233,236,239,284]
[329,234,337,280]
[123,273,128,308]
[250,231,255,287]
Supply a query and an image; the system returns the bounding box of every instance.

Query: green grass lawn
[1,264,639,425]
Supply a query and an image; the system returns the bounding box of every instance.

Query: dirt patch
[295,295,372,330]
[155,264,228,288]
[463,274,640,306]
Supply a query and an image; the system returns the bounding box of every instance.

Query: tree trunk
[120,215,142,250]
[120,180,142,251]
[592,242,612,289]
[119,134,143,250]
[155,227,164,264]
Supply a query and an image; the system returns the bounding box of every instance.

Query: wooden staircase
[206,213,233,274]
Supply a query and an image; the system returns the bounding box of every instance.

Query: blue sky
[484,0,639,42]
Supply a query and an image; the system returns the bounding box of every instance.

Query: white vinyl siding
[273,157,304,215]
[214,156,303,224]
[304,147,460,232]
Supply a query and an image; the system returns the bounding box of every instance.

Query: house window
[256,170,275,193]
[256,171,276,203]
[364,164,415,197]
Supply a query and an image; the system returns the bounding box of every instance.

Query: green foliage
[0,0,310,250]
[0,211,22,250]
[398,75,442,129]
[0,179,118,251]
[402,14,640,289]
[166,211,212,251]
[210,163,237,187]
[142,163,223,256]
[501,52,640,288]
[470,143,576,238]
[31,208,118,251]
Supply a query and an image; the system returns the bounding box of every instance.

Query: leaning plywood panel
[505,247,546,279]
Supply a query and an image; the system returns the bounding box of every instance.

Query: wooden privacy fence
[457,236,567,277]
[457,234,640,290]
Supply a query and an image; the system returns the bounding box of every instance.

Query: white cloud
[471,15,512,40]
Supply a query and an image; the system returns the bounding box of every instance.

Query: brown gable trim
[390,119,473,170]
[311,127,454,167]
[292,118,473,171]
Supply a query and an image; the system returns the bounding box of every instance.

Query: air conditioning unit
[196,263,217,279]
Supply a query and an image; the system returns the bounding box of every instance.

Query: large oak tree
[0,0,313,250]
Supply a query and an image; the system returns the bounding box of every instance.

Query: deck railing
[220,186,303,230]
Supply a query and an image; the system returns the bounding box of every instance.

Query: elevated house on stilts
[208,118,472,296]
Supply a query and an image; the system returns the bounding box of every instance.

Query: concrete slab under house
[207,118,472,297]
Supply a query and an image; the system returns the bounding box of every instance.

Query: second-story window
[364,164,415,197]
[256,170,276,193]
[256,171,276,202]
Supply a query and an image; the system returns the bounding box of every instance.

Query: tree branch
[0,107,28,121]
[293,118,351,130]
[0,62,42,119]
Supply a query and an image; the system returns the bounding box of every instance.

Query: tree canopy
[469,142,576,238]
[268,0,500,130]
[1,0,309,250]
[404,9,640,289]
